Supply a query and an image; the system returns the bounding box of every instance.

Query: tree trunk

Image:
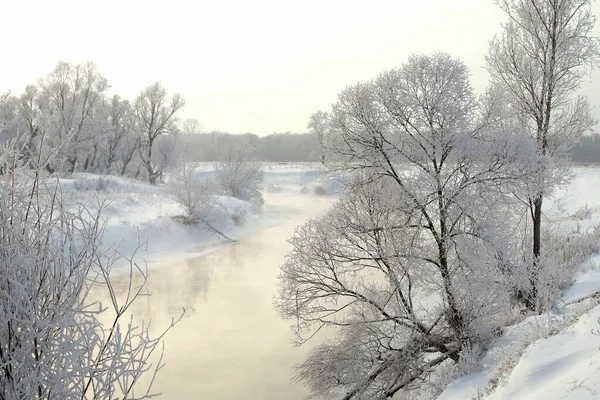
[148,169,159,185]
[526,195,543,312]
[145,137,157,185]
[67,157,77,174]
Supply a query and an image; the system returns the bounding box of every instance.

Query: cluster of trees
[0,62,184,184]
[275,0,599,398]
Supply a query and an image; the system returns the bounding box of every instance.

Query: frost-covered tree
[0,93,19,145]
[215,139,263,203]
[153,133,180,182]
[180,118,203,135]
[99,95,133,173]
[16,85,48,166]
[168,158,229,242]
[170,161,217,224]
[307,110,329,164]
[38,61,110,173]
[487,0,599,310]
[132,82,184,185]
[0,140,180,399]
[275,53,535,399]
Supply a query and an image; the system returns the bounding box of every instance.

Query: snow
[62,163,333,274]
[438,165,600,400]
[485,309,600,400]
[545,166,600,226]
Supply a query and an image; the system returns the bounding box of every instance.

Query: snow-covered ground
[63,163,333,274]
[439,166,600,400]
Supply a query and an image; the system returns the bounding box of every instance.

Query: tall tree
[132,82,184,184]
[275,53,532,399]
[486,0,599,310]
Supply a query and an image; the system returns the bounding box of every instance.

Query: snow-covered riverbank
[438,166,600,400]
[63,163,335,273]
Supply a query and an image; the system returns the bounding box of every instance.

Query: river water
[109,193,336,399]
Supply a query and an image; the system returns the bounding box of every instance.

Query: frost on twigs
[0,139,181,399]
[169,161,221,226]
[168,161,235,241]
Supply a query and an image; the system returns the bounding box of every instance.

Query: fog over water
[105,193,335,399]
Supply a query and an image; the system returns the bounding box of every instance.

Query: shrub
[169,162,221,226]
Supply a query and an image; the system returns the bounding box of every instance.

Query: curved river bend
[109,193,335,399]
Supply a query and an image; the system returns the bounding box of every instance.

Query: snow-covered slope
[439,165,600,400]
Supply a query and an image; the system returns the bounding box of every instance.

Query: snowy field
[438,166,600,400]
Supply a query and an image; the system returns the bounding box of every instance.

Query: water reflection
[104,193,335,399]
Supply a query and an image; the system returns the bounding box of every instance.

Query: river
[108,192,336,399]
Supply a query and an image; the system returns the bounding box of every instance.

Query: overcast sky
[2,0,600,135]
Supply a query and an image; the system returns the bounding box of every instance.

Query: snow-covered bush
[572,204,593,220]
[73,175,112,192]
[215,139,263,204]
[0,141,179,399]
[169,161,222,226]
[534,226,600,310]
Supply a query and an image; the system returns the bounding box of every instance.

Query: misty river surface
[110,193,336,399]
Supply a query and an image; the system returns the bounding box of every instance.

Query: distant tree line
[571,133,600,163]
[178,131,320,162]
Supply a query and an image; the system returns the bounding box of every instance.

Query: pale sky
[2,0,600,135]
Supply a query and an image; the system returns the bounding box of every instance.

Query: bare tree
[486,0,599,310]
[168,158,235,240]
[275,53,534,399]
[170,160,217,224]
[132,82,184,185]
[39,61,110,173]
[215,139,263,203]
[16,85,47,166]
[180,118,203,135]
[119,133,141,177]
[307,110,329,164]
[0,93,18,143]
[102,95,132,173]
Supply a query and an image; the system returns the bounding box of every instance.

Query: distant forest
[180,131,320,162]
[181,131,600,163]
[570,134,600,163]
